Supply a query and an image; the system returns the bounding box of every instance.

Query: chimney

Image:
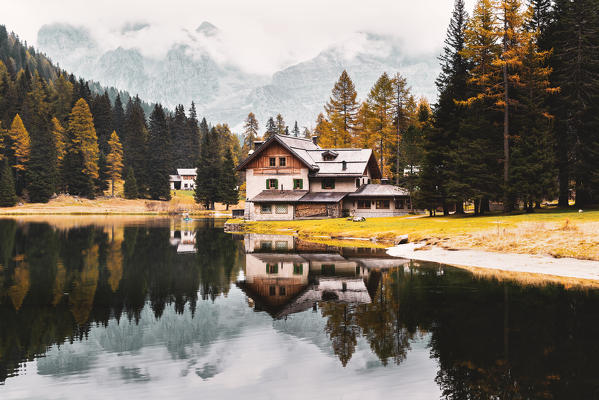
[312,136,318,145]
[253,140,264,150]
[342,161,347,171]
[381,178,390,185]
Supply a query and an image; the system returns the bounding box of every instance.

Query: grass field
[229,209,599,260]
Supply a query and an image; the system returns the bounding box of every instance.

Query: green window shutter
[299,179,303,189]
[321,180,325,189]
[275,179,279,189]
[331,180,335,189]
[266,179,269,189]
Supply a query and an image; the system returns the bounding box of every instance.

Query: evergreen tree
[112,93,125,140]
[123,96,148,195]
[64,98,100,197]
[391,73,412,183]
[292,121,300,137]
[169,104,189,168]
[91,91,113,154]
[106,130,123,197]
[264,117,277,139]
[187,102,200,165]
[147,104,171,200]
[123,166,138,199]
[220,147,239,210]
[0,158,16,206]
[323,70,359,147]
[242,112,259,155]
[421,0,469,214]
[194,127,222,209]
[52,73,73,123]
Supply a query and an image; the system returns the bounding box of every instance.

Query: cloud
[4,0,479,75]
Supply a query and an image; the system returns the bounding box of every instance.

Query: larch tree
[275,114,286,135]
[324,70,359,147]
[366,72,395,177]
[7,114,30,193]
[242,112,259,155]
[314,113,333,146]
[106,130,124,197]
[64,98,100,197]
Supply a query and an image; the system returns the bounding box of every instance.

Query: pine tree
[323,70,359,147]
[123,166,138,199]
[91,91,113,154]
[264,117,277,139]
[112,93,125,140]
[195,127,222,209]
[220,147,239,210]
[391,73,412,183]
[147,104,171,200]
[292,121,300,137]
[106,130,123,197]
[25,75,57,202]
[169,104,189,168]
[366,72,395,176]
[187,102,200,165]
[275,114,286,135]
[0,158,16,206]
[242,112,259,155]
[123,96,148,194]
[64,98,100,197]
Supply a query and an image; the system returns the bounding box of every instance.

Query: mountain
[36,23,440,131]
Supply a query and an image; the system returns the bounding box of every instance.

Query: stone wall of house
[294,203,341,219]
[252,203,295,221]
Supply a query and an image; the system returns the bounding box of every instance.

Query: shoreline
[387,243,599,283]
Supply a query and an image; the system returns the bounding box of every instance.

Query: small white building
[169,168,197,190]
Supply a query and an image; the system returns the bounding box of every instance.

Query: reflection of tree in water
[321,303,359,366]
[0,219,243,383]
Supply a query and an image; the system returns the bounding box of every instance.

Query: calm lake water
[1,217,599,399]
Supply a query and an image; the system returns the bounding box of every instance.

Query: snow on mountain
[36,22,439,132]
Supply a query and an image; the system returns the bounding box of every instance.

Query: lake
[0,217,598,399]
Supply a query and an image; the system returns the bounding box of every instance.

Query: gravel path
[387,243,599,281]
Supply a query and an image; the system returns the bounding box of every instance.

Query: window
[266,179,278,189]
[376,200,390,209]
[321,178,335,189]
[279,286,286,296]
[293,263,303,275]
[261,204,272,214]
[395,199,405,209]
[293,179,303,190]
[357,200,371,209]
[275,204,288,214]
[355,178,361,188]
[269,285,276,296]
[275,240,288,250]
[279,157,286,167]
[266,263,278,274]
[260,241,272,250]
[269,157,276,167]
[321,264,335,275]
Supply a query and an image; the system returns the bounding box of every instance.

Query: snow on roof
[177,168,197,176]
[169,175,181,182]
[348,184,410,197]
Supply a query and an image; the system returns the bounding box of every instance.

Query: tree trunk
[456,201,465,215]
[502,5,511,213]
[111,177,115,197]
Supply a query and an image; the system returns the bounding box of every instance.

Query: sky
[4,0,478,75]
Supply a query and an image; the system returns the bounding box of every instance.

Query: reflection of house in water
[237,234,409,319]
[169,229,196,254]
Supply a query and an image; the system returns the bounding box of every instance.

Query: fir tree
[0,158,16,206]
[242,112,259,155]
[106,130,123,197]
[91,91,113,154]
[123,96,148,194]
[391,73,412,184]
[264,117,277,139]
[195,127,221,209]
[112,93,125,140]
[123,166,138,199]
[220,147,239,210]
[292,121,300,137]
[187,102,200,165]
[147,104,171,200]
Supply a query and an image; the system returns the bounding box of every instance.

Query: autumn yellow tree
[106,130,124,196]
[366,72,395,177]
[51,117,67,166]
[323,70,359,147]
[64,98,100,196]
[314,113,333,146]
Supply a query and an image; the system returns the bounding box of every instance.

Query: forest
[0,25,240,206]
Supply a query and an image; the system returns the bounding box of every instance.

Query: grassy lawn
[229,209,599,260]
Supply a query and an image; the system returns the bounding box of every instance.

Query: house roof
[236,134,382,178]
[298,191,350,203]
[177,168,197,176]
[249,190,308,203]
[347,184,410,197]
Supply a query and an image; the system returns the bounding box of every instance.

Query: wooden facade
[247,143,305,175]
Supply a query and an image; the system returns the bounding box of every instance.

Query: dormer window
[322,150,338,161]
